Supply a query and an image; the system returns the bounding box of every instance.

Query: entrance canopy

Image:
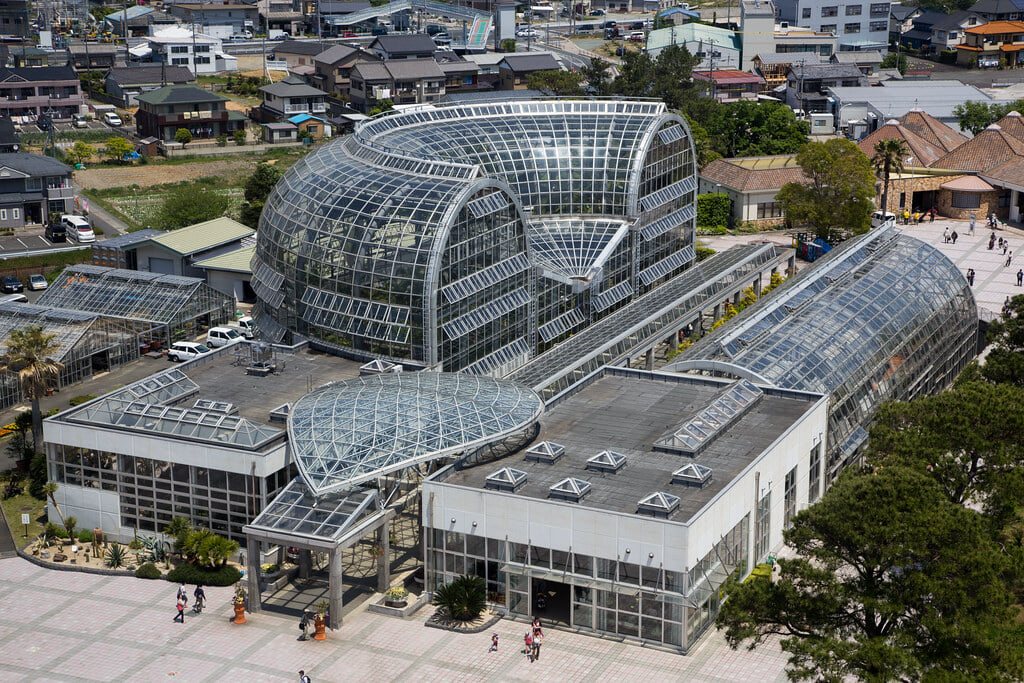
[245,479,378,550]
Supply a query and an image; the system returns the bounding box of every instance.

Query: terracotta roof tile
[980,154,1024,188]
[858,120,947,167]
[994,111,1024,141]
[700,156,807,191]
[899,108,968,153]
[930,124,1024,172]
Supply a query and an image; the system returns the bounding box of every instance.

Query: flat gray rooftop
[442,368,820,522]
[179,345,364,426]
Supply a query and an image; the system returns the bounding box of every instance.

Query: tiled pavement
[0,557,790,682]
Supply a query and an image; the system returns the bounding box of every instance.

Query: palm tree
[0,325,64,454]
[42,481,67,530]
[433,574,487,622]
[871,139,909,217]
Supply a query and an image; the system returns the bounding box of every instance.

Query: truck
[268,29,287,40]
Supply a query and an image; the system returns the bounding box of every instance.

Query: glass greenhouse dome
[667,226,978,480]
[253,99,697,374]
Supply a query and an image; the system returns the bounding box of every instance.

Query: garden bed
[425,608,502,634]
[367,590,429,618]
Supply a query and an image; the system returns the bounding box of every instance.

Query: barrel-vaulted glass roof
[288,373,544,495]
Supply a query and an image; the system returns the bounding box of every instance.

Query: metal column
[246,538,261,614]
[328,546,344,629]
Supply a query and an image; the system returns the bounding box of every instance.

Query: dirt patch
[75,157,261,190]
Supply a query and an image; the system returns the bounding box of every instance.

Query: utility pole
[709,39,716,101]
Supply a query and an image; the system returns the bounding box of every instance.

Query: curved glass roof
[288,372,544,495]
[529,218,631,283]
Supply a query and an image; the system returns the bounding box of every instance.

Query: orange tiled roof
[700,156,807,191]
[940,175,995,191]
[899,108,968,153]
[858,119,947,167]
[964,20,1024,35]
[930,123,1024,172]
[981,154,1024,188]
[995,111,1024,141]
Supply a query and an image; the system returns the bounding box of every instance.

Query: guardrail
[0,245,90,260]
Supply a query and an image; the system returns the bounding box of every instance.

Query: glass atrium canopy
[288,373,544,495]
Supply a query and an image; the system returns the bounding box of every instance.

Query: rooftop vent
[485,467,527,492]
[653,379,763,457]
[525,441,565,464]
[192,398,238,415]
[269,403,291,423]
[637,491,680,518]
[360,358,401,375]
[586,450,627,473]
[549,477,591,503]
[672,463,713,488]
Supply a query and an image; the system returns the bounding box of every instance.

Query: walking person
[174,595,185,623]
[524,631,534,662]
[951,230,958,244]
[967,268,975,287]
[942,228,950,244]
[1007,251,1014,267]
[300,609,312,641]
[490,632,499,652]
[1018,269,1023,286]
[298,670,311,683]
[193,585,205,614]
[532,630,543,661]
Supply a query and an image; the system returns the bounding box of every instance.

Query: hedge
[697,193,731,230]
[166,563,242,586]
[135,562,162,579]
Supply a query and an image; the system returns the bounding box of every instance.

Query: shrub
[697,225,728,235]
[216,134,228,147]
[77,529,92,543]
[166,563,242,586]
[433,574,486,621]
[128,538,143,550]
[105,542,127,569]
[135,562,162,579]
[233,128,247,146]
[69,394,97,407]
[695,245,716,262]
[260,563,279,575]
[697,192,731,229]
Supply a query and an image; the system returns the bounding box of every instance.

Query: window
[809,444,822,503]
[172,58,190,65]
[821,6,838,17]
[899,191,906,208]
[802,7,811,18]
[0,209,6,220]
[195,56,211,65]
[870,20,888,31]
[845,23,861,34]
[12,208,19,220]
[952,191,981,209]
[25,177,41,191]
[194,45,211,53]
[821,24,837,33]
[755,490,771,561]
[170,45,189,54]
[870,2,888,15]
[757,201,782,219]
[846,5,862,15]
[784,466,798,528]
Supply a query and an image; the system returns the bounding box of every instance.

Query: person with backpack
[193,585,206,614]
[300,609,312,641]
[298,670,311,683]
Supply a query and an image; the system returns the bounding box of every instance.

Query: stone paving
[0,557,790,682]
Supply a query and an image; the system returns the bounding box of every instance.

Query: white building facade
[776,0,891,51]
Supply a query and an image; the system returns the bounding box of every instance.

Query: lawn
[1,481,48,549]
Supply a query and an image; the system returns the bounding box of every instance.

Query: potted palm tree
[232,585,247,624]
[313,599,330,640]
[0,325,64,456]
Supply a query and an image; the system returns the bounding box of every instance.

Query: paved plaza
[0,557,790,682]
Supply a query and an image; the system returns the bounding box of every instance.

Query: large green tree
[871,138,908,214]
[239,163,283,228]
[868,381,1024,524]
[0,325,64,454]
[612,44,701,110]
[157,183,230,230]
[579,56,612,95]
[952,99,1024,135]
[716,466,1021,682]
[700,101,808,159]
[526,69,584,95]
[776,138,875,240]
[982,294,1024,386]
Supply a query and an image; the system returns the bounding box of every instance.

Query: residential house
[135,84,247,142]
[129,216,254,277]
[969,0,1024,22]
[311,44,378,98]
[317,1,373,36]
[0,153,74,228]
[956,20,1024,66]
[498,53,562,90]
[349,59,445,112]
[67,43,120,71]
[646,23,741,71]
[464,53,505,90]
[786,63,868,113]
[0,66,85,122]
[0,118,20,153]
[166,2,258,35]
[698,155,806,227]
[930,11,986,54]
[890,4,923,44]
[439,58,481,95]
[8,47,65,68]
[104,65,196,108]
[369,34,439,60]
[288,113,330,138]
[829,50,883,75]
[259,74,328,121]
[753,53,822,92]
[272,39,327,68]
[896,10,944,51]
[0,1,29,38]
[261,0,304,36]
[775,0,891,51]
[262,121,298,143]
[691,70,764,102]
[145,28,224,75]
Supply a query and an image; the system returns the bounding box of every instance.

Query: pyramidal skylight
[638,491,680,517]
[526,441,565,464]
[586,450,627,473]
[672,463,713,488]
[359,358,398,375]
[549,477,591,502]
[485,467,528,492]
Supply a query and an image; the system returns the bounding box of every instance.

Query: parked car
[206,326,243,348]
[628,31,645,41]
[27,274,48,291]
[1,276,24,294]
[61,214,95,243]
[72,114,88,128]
[102,112,122,127]
[167,341,212,362]
[516,28,538,37]
[592,8,605,15]
[44,222,67,243]
[234,316,255,339]
[870,210,896,228]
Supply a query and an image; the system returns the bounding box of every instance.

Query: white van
[61,214,95,243]
[234,316,255,339]
[206,326,243,348]
[870,210,896,228]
